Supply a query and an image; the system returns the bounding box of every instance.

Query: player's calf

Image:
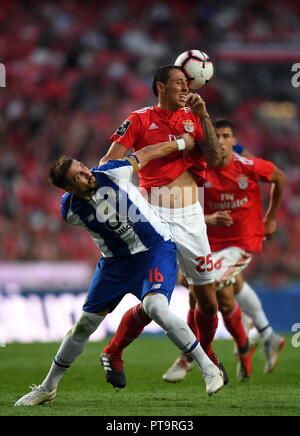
[143,293,224,396]
[236,337,258,382]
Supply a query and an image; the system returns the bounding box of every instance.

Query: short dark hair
[48,156,73,189]
[152,65,185,97]
[213,119,235,135]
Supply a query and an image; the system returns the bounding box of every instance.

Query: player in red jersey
[163,119,286,382]
[223,141,285,374]
[98,65,226,388]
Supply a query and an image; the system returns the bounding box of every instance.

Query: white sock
[42,311,104,392]
[143,293,215,373]
[235,282,273,341]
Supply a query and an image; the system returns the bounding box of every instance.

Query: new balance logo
[149,123,158,130]
[151,284,161,290]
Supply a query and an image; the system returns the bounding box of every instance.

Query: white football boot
[263,333,286,374]
[14,385,57,406]
[203,367,224,396]
[162,354,195,383]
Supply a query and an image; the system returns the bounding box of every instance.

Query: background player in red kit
[98,65,225,388]
[164,119,286,382]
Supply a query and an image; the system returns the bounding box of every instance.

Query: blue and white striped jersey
[61,159,172,257]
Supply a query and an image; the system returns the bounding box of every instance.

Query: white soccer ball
[174,50,214,90]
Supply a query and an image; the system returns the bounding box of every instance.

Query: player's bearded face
[162,69,190,108]
[67,160,98,197]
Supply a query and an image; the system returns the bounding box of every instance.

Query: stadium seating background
[0,0,300,291]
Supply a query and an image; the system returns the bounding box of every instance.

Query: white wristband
[175,138,186,151]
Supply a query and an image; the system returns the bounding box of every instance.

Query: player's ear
[64,181,76,194]
[156,81,165,95]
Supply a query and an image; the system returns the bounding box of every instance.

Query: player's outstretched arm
[99,142,129,165]
[133,133,194,171]
[264,166,286,240]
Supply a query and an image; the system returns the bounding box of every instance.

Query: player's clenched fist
[185,93,209,118]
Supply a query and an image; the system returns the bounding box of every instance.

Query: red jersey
[204,153,275,253]
[110,105,207,189]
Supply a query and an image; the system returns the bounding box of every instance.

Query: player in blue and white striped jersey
[15,134,224,407]
[60,158,173,258]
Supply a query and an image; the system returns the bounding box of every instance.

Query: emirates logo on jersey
[237,175,249,190]
[182,120,195,132]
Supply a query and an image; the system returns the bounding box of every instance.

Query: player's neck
[220,153,233,168]
[75,188,97,201]
[157,99,180,113]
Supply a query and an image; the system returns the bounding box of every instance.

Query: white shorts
[153,202,216,286]
[212,247,252,289]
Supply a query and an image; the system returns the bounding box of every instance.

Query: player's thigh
[83,258,128,313]
[217,284,236,314]
[138,241,178,302]
[212,247,252,289]
[173,219,215,286]
[233,273,244,295]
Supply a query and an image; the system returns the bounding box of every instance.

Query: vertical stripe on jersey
[74,198,132,257]
[66,208,114,257]
[101,171,172,251]
[124,180,172,244]
[96,173,149,255]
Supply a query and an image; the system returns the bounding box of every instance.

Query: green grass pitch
[1,335,299,416]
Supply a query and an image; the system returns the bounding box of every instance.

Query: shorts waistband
[152,202,202,217]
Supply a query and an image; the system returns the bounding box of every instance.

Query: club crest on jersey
[237,175,249,190]
[182,120,194,133]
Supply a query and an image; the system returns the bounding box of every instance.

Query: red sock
[103,304,152,358]
[194,306,219,365]
[222,303,248,351]
[187,309,198,338]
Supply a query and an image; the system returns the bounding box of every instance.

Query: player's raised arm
[132,133,194,172]
[99,141,129,165]
[185,93,222,166]
[264,166,286,240]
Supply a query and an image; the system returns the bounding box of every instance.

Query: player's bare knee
[219,301,235,317]
[191,283,217,308]
[201,303,218,317]
[188,291,196,310]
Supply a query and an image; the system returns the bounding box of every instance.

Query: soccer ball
[174,50,214,90]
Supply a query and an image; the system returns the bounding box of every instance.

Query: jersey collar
[217,153,234,171]
[154,105,181,119]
